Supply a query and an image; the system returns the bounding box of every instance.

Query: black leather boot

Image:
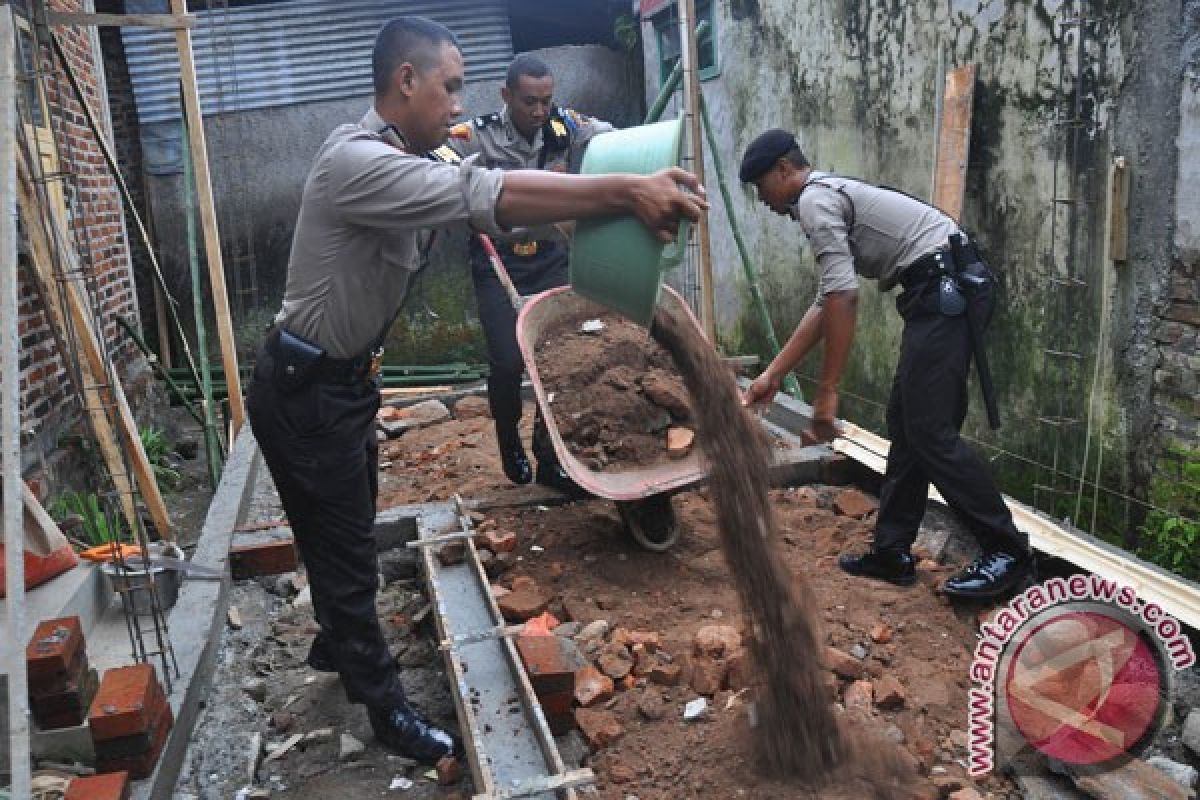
[942,551,1032,599]
[368,704,459,763]
[306,633,337,673]
[838,549,917,587]
[496,425,532,485]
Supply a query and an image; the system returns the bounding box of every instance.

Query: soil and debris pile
[534,311,695,471]
[651,308,910,792]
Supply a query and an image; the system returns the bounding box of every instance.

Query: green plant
[613,13,641,52]
[140,425,181,491]
[1136,445,1200,580]
[50,490,127,547]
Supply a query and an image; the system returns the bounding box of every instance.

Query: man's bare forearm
[816,289,858,391]
[495,171,635,227]
[766,303,824,380]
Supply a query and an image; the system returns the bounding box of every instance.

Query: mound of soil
[533,311,694,472]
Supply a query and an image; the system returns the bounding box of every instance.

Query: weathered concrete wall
[140,43,641,362]
[643,0,1196,532]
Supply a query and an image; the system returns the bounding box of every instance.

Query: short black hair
[739,128,809,182]
[505,53,552,89]
[372,16,460,96]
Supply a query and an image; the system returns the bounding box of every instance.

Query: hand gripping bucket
[568,118,689,326]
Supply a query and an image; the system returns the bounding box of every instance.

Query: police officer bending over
[446,55,613,492]
[247,16,705,765]
[738,128,1031,600]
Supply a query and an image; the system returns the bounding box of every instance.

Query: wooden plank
[931,64,976,222]
[47,11,196,29]
[16,154,174,540]
[679,0,716,341]
[170,0,245,434]
[832,421,1200,631]
[1109,155,1130,263]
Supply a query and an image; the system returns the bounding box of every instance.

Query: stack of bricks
[64,770,131,800]
[89,664,174,779]
[26,616,97,730]
[515,634,586,735]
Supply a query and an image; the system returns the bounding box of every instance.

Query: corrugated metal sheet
[122,0,513,124]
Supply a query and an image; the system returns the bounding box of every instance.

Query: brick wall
[17,0,145,452]
[1153,267,1200,451]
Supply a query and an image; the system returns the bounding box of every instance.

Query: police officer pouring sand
[247,16,705,764]
[447,55,613,492]
[738,128,1031,600]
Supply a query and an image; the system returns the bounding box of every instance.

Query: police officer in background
[738,128,1031,600]
[447,54,614,492]
[247,17,705,765]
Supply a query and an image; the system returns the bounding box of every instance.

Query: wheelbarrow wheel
[616,495,679,553]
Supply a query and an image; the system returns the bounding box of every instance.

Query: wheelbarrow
[513,284,710,552]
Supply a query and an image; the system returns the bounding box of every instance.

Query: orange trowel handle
[78,542,143,563]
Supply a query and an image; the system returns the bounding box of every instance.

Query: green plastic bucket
[569,118,689,326]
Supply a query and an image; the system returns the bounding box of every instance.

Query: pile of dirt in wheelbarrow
[533,311,697,472]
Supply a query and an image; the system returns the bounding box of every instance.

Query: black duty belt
[899,248,954,291]
[267,328,383,386]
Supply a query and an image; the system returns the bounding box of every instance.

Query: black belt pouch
[274,329,325,393]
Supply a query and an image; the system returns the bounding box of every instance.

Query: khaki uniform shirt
[276,108,505,358]
[447,105,613,174]
[790,171,959,300]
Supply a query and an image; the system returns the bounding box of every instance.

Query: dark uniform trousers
[470,239,569,464]
[873,270,1028,557]
[247,343,407,711]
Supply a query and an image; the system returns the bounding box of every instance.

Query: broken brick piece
[689,656,726,696]
[574,666,615,707]
[825,647,862,680]
[666,427,695,459]
[574,708,622,750]
[88,664,168,742]
[843,680,874,713]
[497,586,550,622]
[647,661,681,687]
[478,529,517,554]
[229,532,298,579]
[65,771,130,800]
[873,675,906,710]
[833,488,878,519]
[692,625,741,658]
[435,755,460,785]
[26,617,85,691]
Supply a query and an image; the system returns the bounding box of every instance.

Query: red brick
[229,532,298,579]
[26,617,86,688]
[94,702,173,760]
[537,690,574,716]
[65,771,130,800]
[95,703,171,779]
[516,635,575,696]
[833,488,878,519]
[32,666,98,730]
[89,664,167,742]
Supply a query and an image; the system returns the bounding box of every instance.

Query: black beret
[738,129,797,183]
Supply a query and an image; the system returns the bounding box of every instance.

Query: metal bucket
[101,542,183,615]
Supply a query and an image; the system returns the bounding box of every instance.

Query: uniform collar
[501,105,543,153]
[361,107,408,151]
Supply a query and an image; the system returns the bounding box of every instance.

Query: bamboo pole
[170,0,245,433]
[181,110,225,488]
[678,0,716,342]
[16,153,175,539]
[2,6,33,796]
[698,94,801,401]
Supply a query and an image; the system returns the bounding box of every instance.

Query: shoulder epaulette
[426,145,462,164]
[472,112,503,130]
[448,122,473,141]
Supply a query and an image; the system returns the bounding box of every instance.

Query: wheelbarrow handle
[477,233,524,313]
